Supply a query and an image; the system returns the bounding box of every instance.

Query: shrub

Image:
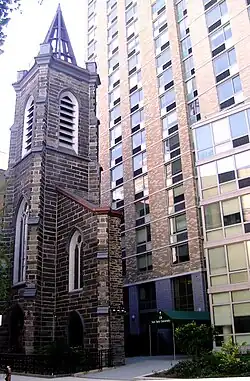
[175,321,215,358]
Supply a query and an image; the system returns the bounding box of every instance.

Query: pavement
[5,356,250,381]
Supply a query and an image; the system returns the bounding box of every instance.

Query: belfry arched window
[22,97,34,157]
[69,230,83,291]
[59,92,79,153]
[13,199,29,284]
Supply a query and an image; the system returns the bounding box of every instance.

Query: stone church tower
[0,5,124,366]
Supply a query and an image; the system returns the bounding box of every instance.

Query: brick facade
[0,41,124,365]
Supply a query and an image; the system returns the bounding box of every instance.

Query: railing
[0,349,112,375]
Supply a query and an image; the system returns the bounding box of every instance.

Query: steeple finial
[43,4,77,65]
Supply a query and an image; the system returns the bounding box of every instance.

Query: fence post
[5,366,11,381]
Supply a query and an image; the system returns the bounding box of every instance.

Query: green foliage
[212,339,249,375]
[159,339,250,378]
[175,321,215,358]
[0,234,10,308]
[0,0,43,53]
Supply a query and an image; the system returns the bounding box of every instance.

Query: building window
[217,75,242,110]
[109,69,120,90]
[109,86,120,108]
[22,96,34,157]
[153,12,167,37]
[136,224,151,253]
[108,52,119,73]
[164,133,180,162]
[111,163,123,188]
[181,35,192,58]
[132,129,146,154]
[88,0,96,16]
[188,99,201,124]
[135,198,150,226]
[162,110,178,138]
[176,0,187,21]
[127,35,139,56]
[128,52,140,75]
[126,20,138,40]
[170,213,188,243]
[110,142,122,167]
[112,185,124,209]
[205,0,228,33]
[88,41,96,58]
[107,0,116,11]
[172,242,189,264]
[88,14,96,31]
[129,70,142,92]
[186,77,198,101]
[173,275,194,311]
[156,47,171,74]
[59,92,79,153]
[137,252,152,272]
[155,30,169,54]
[158,67,174,92]
[108,22,118,41]
[130,88,143,112]
[134,174,148,199]
[166,157,183,186]
[160,88,176,114]
[210,24,232,57]
[13,199,29,284]
[183,55,195,79]
[125,3,137,24]
[110,104,121,125]
[131,108,144,133]
[213,48,237,83]
[108,36,119,57]
[69,230,83,291]
[168,183,185,214]
[138,282,156,309]
[152,0,166,16]
[179,17,189,39]
[110,123,122,146]
[108,6,117,24]
[133,152,147,177]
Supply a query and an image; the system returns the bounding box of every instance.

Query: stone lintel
[97,306,109,315]
[97,251,108,259]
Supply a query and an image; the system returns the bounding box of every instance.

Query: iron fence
[0,349,112,375]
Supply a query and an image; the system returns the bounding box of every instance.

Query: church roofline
[56,187,123,218]
[13,54,100,92]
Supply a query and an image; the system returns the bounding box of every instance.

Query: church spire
[43,4,77,65]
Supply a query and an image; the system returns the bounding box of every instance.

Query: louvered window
[59,92,78,152]
[22,97,34,157]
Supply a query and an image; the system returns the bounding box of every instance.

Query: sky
[0,0,87,169]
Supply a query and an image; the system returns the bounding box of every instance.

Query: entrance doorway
[9,304,25,353]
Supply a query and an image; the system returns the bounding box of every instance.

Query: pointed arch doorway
[68,311,84,348]
[9,304,25,353]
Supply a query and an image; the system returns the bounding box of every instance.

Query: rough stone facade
[0,31,124,365]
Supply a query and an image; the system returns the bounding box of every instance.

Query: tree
[175,321,216,359]
[0,0,43,53]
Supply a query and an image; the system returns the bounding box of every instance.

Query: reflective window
[164,133,180,161]
[112,186,124,209]
[110,124,122,146]
[155,30,169,50]
[183,55,195,79]
[210,24,232,53]
[130,89,143,109]
[229,111,248,138]
[156,47,171,68]
[110,143,122,166]
[133,152,147,175]
[125,3,137,23]
[159,67,173,88]
[217,75,242,108]
[152,0,165,14]
[160,89,176,109]
[111,164,123,187]
[134,175,148,197]
[181,35,192,58]
[128,52,140,72]
[108,22,118,39]
[186,77,197,101]
[173,275,194,311]
[179,17,189,39]
[213,48,236,76]
[172,243,189,264]
[108,6,117,24]
[206,1,228,31]
[162,110,178,136]
[131,109,144,129]
[110,104,121,122]
[132,129,146,151]
[176,0,187,21]
[135,199,150,218]
[137,252,152,272]
[204,202,222,229]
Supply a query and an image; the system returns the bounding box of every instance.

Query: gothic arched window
[13,199,29,284]
[69,231,83,291]
[59,92,79,153]
[22,96,34,157]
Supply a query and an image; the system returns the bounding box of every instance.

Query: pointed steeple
[43,4,77,65]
